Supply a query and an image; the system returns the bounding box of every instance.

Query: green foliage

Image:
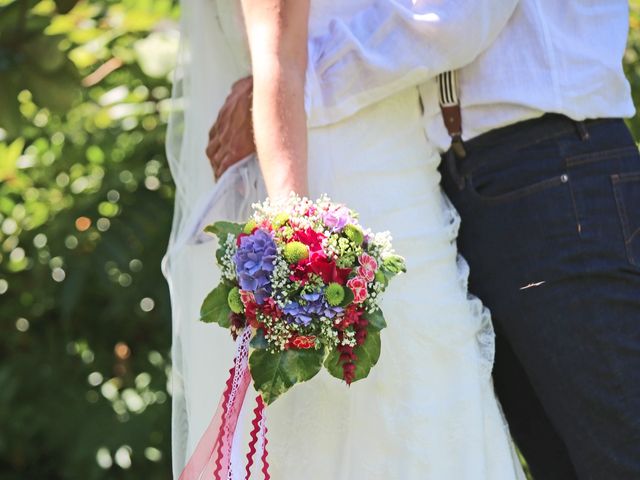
[200,283,232,327]
[249,327,268,350]
[0,0,179,478]
[249,347,325,405]
[363,308,387,331]
[204,221,244,241]
[324,327,382,384]
[381,254,406,277]
[625,1,640,140]
[205,220,243,263]
[342,224,363,245]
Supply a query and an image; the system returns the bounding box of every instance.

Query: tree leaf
[20,62,81,112]
[364,308,387,331]
[0,138,25,181]
[54,0,80,14]
[250,347,324,405]
[0,77,23,138]
[200,282,232,328]
[324,328,381,384]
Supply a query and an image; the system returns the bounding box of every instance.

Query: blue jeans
[440,114,640,480]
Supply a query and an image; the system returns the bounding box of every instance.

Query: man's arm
[306,0,520,125]
[207,0,519,176]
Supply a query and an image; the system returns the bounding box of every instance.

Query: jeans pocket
[468,173,569,205]
[612,172,640,267]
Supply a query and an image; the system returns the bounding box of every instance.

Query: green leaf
[0,77,22,138]
[20,62,81,112]
[205,221,243,264]
[249,328,268,350]
[0,137,25,181]
[204,221,244,242]
[381,254,407,277]
[364,308,387,331]
[54,0,80,14]
[200,282,233,328]
[339,287,354,307]
[324,328,381,384]
[250,347,325,405]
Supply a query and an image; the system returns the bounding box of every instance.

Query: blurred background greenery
[0,0,177,478]
[0,1,638,479]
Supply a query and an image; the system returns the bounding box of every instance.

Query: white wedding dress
[164,0,526,478]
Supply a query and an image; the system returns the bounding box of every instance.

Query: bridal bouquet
[180,195,405,480]
[201,194,406,404]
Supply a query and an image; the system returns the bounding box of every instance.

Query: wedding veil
[163,0,265,476]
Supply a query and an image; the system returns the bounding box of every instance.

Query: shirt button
[560,174,569,183]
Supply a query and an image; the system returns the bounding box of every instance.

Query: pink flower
[240,290,255,306]
[357,253,378,282]
[347,276,368,304]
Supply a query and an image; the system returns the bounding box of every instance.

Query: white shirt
[305,0,635,151]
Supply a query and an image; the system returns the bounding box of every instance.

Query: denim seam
[464,129,576,173]
[565,146,639,168]
[467,173,566,205]
[611,174,639,267]
[565,175,583,238]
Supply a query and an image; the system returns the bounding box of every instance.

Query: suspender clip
[451,134,467,159]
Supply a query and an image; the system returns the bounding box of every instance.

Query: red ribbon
[179,329,270,479]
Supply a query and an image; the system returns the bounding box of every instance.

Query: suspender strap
[437,71,466,158]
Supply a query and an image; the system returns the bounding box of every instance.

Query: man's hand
[206,76,256,179]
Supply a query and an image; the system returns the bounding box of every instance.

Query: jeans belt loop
[576,120,590,141]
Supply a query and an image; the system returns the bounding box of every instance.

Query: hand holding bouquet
[201,194,406,404]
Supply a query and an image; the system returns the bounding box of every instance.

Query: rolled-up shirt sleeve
[305,0,520,126]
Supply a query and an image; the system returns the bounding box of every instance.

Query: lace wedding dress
[164,0,526,478]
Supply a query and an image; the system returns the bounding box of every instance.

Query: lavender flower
[284,290,344,326]
[234,229,277,304]
[322,205,354,232]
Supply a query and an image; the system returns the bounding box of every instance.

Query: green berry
[243,219,257,234]
[325,282,345,306]
[283,241,309,263]
[343,224,364,245]
[227,287,244,314]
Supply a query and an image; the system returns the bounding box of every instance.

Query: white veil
[163,0,265,476]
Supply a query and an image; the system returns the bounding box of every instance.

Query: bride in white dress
[163,0,526,478]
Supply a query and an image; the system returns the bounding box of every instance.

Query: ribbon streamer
[244,396,270,480]
[179,328,271,480]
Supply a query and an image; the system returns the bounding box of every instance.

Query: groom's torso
[420,0,634,151]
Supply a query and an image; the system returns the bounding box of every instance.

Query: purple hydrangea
[322,205,354,232]
[284,290,344,326]
[233,229,277,304]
